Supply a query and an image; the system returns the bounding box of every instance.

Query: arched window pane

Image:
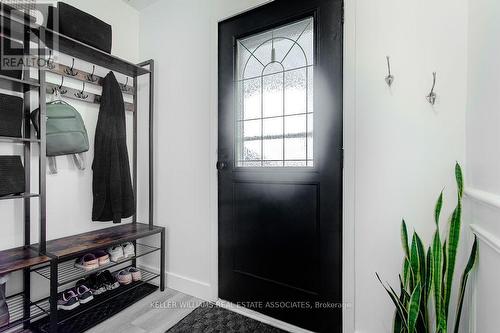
[235,17,314,168]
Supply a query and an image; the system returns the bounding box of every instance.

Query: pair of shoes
[115,267,142,285]
[99,270,120,291]
[57,285,93,311]
[74,251,110,271]
[107,242,135,262]
[77,273,105,295]
[77,270,119,295]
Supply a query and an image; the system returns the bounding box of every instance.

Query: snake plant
[377,163,478,333]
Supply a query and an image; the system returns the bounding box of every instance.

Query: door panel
[218,1,343,332]
[233,181,319,293]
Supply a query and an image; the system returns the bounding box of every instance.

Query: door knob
[216,161,228,170]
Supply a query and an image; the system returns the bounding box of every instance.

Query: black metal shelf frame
[0,7,161,333]
[1,293,50,332]
[33,243,160,286]
[0,193,39,201]
[31,281,158,333]
[0,74,40,92]
[37,58,158,333]
[0,11,48,333]
[56,267,159,326]
[0,136,41,143]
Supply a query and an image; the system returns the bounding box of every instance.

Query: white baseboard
[138,263,213,301]
[216,299,316,333]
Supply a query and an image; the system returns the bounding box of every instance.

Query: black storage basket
[0,37,23,79]
[0,93,24,137]
[0,156,25,197]
[48,2,112,53]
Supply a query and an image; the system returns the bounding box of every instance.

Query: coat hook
[47,50,55,70]
[121,77,129,91]
[64,58,79,77]
[51,76,67,95]
[58,76,67,95]
[426,72,437,105]
[385,56,394,87]
[87,65,98,83]
[75,81,89,100]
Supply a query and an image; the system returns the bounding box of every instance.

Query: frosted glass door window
[235,17,314,167]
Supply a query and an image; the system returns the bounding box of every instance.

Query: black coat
[92,72,135,223]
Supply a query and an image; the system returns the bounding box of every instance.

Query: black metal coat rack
[0,4,164,333]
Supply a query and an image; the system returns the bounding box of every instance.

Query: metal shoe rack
[0,4,164,333]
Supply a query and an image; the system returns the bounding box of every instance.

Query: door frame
[208,1,356,332]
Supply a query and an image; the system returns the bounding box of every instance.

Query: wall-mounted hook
[385,56,394,87]
[64,58,79,77]
[51,76,68,96]
[426,72,437,105]
[121,77,129,91]
[86,65,98,83]
[47,50,55,70]
[56,76,67,95]
[74,81,89,100]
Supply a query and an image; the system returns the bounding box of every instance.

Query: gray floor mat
[166,302,287,333]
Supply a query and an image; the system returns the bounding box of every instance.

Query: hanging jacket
[92,72,135,223]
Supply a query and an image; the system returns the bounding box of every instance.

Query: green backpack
[31,100,89,174]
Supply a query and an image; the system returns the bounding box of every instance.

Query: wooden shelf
[0,10,148,77]
[0,11,148,78]
[34,28,150,77]
[32,223,163,260]
[0,246,50,275]
[0,193,40,201]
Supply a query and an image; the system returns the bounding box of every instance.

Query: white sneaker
[122,242,135,258]
[107,245,124,262]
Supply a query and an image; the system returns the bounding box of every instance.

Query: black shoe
[81,274,106,295]
[101,270,120,291]
[57,290,79,311]
[74,285,94,304]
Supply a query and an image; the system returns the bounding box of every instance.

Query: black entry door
[218,1,343,332]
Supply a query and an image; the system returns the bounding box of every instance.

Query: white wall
[349,0,468,331]
[465,0,500,331]
[41,0,140,239]
[137,0,271,300]
[138,0,212,300]
[0,0,141,296]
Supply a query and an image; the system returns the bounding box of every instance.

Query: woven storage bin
[0,156,25,197]
[0,93,23,137]
[48,2,112,53]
